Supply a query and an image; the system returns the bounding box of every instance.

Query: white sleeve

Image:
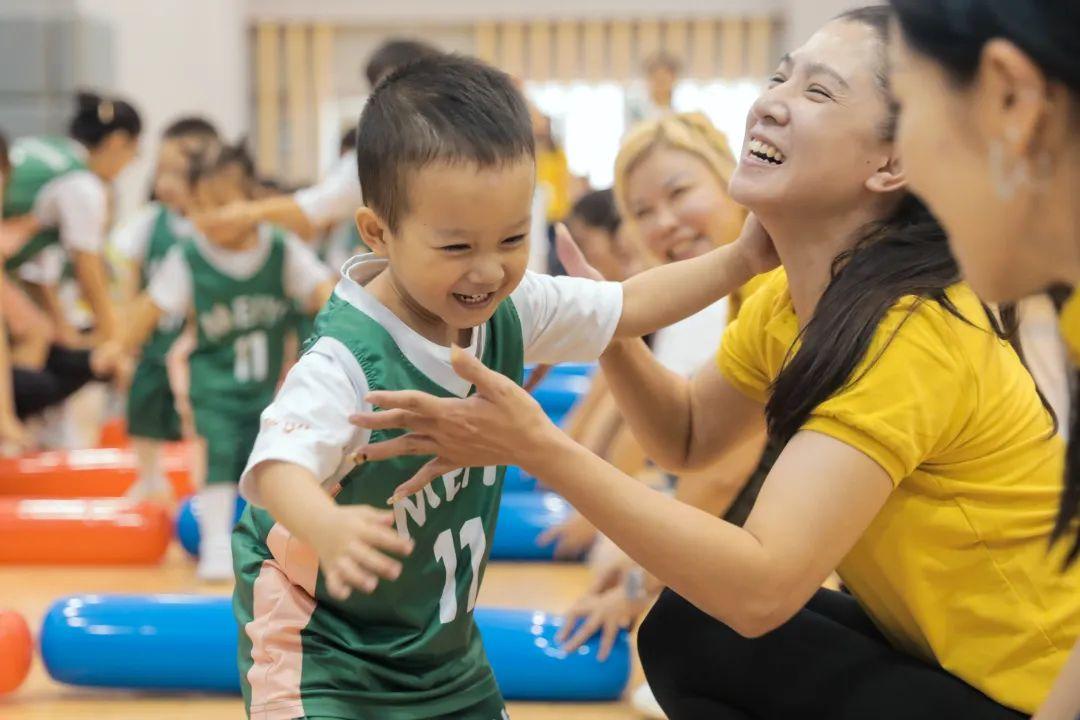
[146,245,193,317]
[510,270,624,364]
[43,172,108,255]
[283,234,334,303]
[293,153,363,226]
[110,205,161,264]
[16,245,65,285]
[239,336,371,506]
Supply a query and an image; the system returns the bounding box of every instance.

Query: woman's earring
[988,139,1031,200]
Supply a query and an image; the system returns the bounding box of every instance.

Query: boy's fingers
[346,541,403,580]
[335,556,378,594]
[358,520,415,556]
[325,571,351,601]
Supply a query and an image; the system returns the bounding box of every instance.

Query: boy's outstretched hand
[311,504,415,601]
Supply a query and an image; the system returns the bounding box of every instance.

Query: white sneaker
[197,535,234,582]
[631,682,667,719]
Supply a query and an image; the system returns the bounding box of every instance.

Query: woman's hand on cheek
[349,345,559,503]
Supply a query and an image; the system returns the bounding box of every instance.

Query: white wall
[784,0,881,48]
[75,0,247,221]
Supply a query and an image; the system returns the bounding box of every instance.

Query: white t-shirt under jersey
[17,169,109,285]
[239,256,624,505]
[147,224,333,318]
[294,152,362,226]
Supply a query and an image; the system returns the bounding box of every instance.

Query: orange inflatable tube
[0,443,193,498]
[0,498,171,565]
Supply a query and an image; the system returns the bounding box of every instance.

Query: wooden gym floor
[2,544,642,719]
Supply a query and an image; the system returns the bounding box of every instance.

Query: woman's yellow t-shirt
[1058,289,1080,360]
[718,269,1080,714]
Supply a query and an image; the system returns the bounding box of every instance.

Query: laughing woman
[351,7,1079,719]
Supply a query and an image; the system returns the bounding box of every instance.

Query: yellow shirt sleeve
[803,298,971,485]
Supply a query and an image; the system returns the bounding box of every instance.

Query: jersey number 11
[433,517,486,624]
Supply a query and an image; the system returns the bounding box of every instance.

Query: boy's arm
[614,216,779,339]
[240,337,413,599]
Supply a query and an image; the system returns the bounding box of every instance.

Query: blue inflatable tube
[492,492,576,561]
[175,495,246,558]
[531,374,591,425]
[502,465,537,494]
[524,362,596,382]
[40,594,630,701]
[179,491,576,562]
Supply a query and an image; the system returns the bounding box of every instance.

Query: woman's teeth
[454,292,493,307]
[748,139,785,164]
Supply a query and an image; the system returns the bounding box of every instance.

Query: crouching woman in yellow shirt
[348,6,1080,719]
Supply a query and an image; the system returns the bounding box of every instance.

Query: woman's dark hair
[69,91,142,148]
[570,189,621,236]
[768,7,1045,478]
[890,0,1080,566]
[889,0,1080,94]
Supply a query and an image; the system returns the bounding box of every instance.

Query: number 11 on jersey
[433,517,486,624]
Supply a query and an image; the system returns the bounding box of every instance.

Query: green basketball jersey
[234,293,525,719]
[3,136,89,272]
[186,227,294,416]
[140,204,189,360]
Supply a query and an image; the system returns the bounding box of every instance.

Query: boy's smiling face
[357,156,535,343]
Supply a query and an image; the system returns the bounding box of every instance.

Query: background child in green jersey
[232,55,776,720]
[113,116,221,503]
[103,141,335,580]
[2,91,141,356]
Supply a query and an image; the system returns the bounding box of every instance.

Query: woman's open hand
[350,345,562,503]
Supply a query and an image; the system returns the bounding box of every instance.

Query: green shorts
[291,698,509,720]
[126,358,181,442]
[193,405,260,486]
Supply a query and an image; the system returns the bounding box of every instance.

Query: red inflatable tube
[0,444,193,498]
[0,498,171,565]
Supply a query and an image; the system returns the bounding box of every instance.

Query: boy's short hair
[356,54,535,231]
[364,38,443,88]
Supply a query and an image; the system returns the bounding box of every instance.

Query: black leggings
[639,588,1028,720]
[12,345,98,419]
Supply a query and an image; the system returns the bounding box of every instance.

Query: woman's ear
[865,152,907,195]
[355,207,391,257]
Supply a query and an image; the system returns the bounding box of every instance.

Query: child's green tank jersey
[234,293,524,719]
[3,136,89,272]
[185,227,294,416]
